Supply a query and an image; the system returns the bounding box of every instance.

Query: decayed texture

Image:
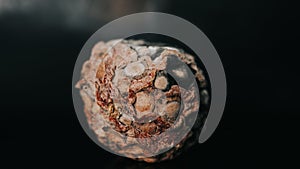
[75,39,210,163]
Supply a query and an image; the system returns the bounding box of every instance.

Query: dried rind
[76,39,210,162]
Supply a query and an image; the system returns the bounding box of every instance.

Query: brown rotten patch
[76,39,210,162]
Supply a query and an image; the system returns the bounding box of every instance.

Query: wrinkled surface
[76,39,210,162]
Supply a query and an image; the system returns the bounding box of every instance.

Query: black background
[0,0,298,168]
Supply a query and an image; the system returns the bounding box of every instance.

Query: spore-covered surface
[76,39,210,162]
[1,0,296,168]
